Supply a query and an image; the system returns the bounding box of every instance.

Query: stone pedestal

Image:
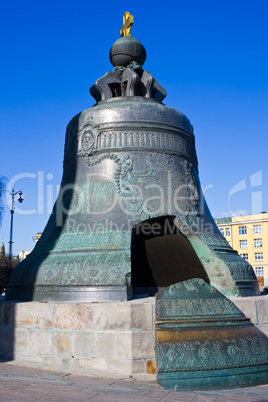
[0,295,267,377]
[0,298,156,375]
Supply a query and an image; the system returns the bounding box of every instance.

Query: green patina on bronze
[155,278,268,390]
[6,22,260,301]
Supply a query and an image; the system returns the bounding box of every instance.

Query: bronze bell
[6,31,259,302]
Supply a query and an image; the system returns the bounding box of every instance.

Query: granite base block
[0,295,267,376]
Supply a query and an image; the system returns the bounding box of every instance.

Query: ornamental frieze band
[77,128,197,163]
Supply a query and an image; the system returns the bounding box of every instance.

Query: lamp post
[8,189,23,279]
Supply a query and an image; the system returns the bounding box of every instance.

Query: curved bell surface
[6,35,259,301]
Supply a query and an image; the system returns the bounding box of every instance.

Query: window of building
[255,252,263,261]
[219,228,224,236]
[254,238,262,248]
[255,267,264,276]
[239,240,247,249]
[225,228,230,236]
[253,224,262,234]
[239,226,247,235]
[240,253,248,261]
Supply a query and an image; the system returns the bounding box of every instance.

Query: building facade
[19,233,42,261]
[33,232,42,245]
[215,213,268,287]
[19,250,32,260]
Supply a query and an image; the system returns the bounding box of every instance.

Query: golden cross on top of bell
[120,11,134,36]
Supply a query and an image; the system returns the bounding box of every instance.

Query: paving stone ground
[0,362,267,401]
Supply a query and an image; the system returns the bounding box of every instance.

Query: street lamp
[8,189,23,279]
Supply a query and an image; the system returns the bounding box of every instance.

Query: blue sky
[0,0,268,254]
